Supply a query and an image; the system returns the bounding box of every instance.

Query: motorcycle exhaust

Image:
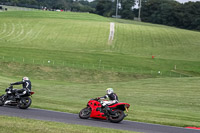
[4,100,11,105]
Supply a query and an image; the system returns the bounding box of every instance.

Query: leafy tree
[141,0,200,31]
[181,1,200,30]
[120,0,135,19]
[95,0,114,17]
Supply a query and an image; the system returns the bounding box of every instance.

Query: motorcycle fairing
[87,99,107,119]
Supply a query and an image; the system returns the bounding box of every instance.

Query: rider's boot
[105,105,115,115]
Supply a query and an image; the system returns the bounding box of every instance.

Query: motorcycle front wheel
[109,109,125,123]
[18,97,32,109]
[79,107,91,119]
[0,95,5,106]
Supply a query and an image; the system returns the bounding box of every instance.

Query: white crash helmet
[106,88,114,95]
[22,77,29,82]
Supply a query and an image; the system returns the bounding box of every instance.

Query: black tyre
[0,95,5,106]
[18,97,32,109]
[109,109,125,123]
[79,107,91,119]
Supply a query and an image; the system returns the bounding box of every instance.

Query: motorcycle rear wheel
[79,107,91,119]
[109,109,125,123]
[18,97,32,109]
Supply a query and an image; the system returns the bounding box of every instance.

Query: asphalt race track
[0,106,199,133]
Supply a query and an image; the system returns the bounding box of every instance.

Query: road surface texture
[0,106,199,133]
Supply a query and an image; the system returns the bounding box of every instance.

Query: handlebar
[8,85,13,89]
[91,98,100,101]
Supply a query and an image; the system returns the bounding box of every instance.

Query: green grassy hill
[0,11,200,81]
[0,11,200,127]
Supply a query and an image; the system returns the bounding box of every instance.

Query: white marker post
[109,22,115,42]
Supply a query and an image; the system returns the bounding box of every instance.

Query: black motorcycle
[0,85,34,109]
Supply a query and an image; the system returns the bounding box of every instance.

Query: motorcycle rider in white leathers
[98,88,118,115]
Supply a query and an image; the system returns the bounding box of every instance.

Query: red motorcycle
[79,98,130,123]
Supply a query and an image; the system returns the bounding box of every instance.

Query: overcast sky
[87,0,200,3]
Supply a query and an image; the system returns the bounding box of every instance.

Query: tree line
[141,0,200,31]
[0,0,199,31]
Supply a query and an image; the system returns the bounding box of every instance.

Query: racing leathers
[11,80,32,98]
[100,93,118,106]
[99,93,118,115]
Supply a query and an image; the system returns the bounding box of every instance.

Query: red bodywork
[87,99,130,120]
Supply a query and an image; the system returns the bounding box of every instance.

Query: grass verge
[0,116,137,133]
[0,75,199,127]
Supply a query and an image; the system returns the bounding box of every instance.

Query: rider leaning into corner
[10,77,32,98]
[98,88,118,115]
